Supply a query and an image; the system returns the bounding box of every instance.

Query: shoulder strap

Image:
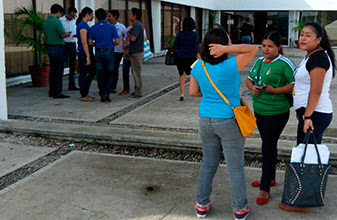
[202,61,233,110]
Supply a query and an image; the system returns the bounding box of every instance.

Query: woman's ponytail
[76,7,93,26]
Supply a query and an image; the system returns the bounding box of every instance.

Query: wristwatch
[303,115,312,120]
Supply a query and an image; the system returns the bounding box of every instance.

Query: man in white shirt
[107,10,127,93]
[60,6,79,90]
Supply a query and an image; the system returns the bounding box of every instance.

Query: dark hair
[95,8,107,21]
[182,16,196,31]
[245,17,250,22]
[263,31,284,55]
[68,6,77,14]
[303,22,336,77]
[50,4,64,14]
[131,8,142,20]
[76,7,93,25]
[108,10,120,20]
[200,28,229,65]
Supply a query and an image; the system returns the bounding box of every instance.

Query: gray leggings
[197,117,247,211]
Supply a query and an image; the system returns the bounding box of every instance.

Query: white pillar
[202,9,209,39]
[190,7,196,21]
[289,11,301,47]
[214,11,221,26]
[152,0,161,53]
[0,0,8,120]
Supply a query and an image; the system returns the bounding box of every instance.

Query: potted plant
[292,20,304,49]
[14,6,49,87]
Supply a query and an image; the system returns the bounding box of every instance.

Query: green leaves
[14,6,47,63]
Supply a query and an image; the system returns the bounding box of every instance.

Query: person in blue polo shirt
[89,8,120,102]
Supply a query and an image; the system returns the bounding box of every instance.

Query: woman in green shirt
[246,32,296,205]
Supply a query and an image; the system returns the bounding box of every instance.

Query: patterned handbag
[281,131,331,207]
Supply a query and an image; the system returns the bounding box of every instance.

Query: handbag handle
[301,128,323,165]
[201,61,234,110]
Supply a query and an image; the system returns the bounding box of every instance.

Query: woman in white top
[279,22,335,212]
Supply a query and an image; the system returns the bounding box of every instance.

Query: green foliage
[292,20,304,32]
[166,35,176,49]
[91,139,98,145]
[158,148,164,154]
[14,6,47,64]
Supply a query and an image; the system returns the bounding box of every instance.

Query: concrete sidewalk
[0,150,336,220]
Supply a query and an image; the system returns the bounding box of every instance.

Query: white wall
[151,0,162,53]
[0,0,8,120]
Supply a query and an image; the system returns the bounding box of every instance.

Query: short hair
[95,8,107,21]
[68,6,77,14]
[50,4,64,14]
[200,28,229,65]
[182,16,196,31]
[108,10,120,20]
[245,17,250,22]
[131,8,142,20]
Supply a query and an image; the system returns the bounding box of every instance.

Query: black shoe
[68,87,80,91]
[53,94,70,99]
[179,97,184,101]
[101,95,111,102]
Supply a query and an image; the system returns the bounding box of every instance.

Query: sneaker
[234,208,250,220]
[195,203,210,218]
[128,94,142,99]
[79,95,95,102]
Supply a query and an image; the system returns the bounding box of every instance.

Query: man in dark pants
[107,10,127,93]
[43,4,71,98]
[60,6,79,90]
[89,8,119,102]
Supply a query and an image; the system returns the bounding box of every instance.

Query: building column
[202,9,209,39]
[289,11,301,47]
[151,0,161,53]
[214,10,221,26]
[190,7,196,21]
[0,0,8,120]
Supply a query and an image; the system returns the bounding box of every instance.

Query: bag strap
[202,61,234,110]
[301,128,323,165]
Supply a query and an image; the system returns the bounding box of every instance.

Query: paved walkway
[0,149,336,220]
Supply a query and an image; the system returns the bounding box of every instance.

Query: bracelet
[303,115,312,120]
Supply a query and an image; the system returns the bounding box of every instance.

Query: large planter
[28,65,50,87]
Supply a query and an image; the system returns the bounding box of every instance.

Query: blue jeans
[47,46,65,96]
[296,107,333,144]
[64,43,77,88]
[78,49,96,98]
[95,48,116,97]
[197,117,247,211]
[241,35,251,44]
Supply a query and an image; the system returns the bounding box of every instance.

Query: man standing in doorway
[60,6,79,91]
[128,8,144,99]
[43,4,71,98]
[240,17,254,44]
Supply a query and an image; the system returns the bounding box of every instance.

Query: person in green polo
[246,31,296,205]
[43,4,70,98]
